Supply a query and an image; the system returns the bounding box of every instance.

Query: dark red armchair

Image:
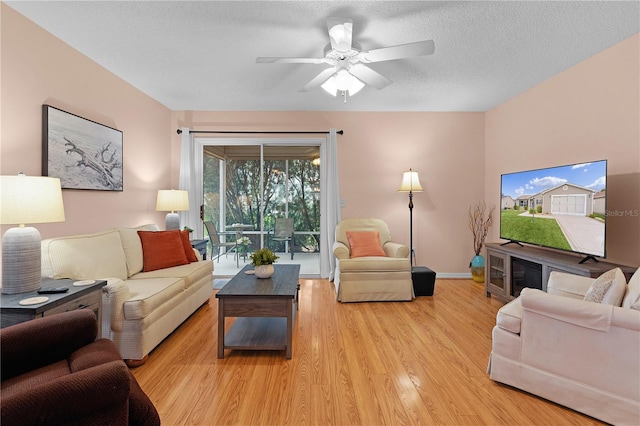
[1,309,160,425]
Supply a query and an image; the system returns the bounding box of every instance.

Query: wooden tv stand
[484,243,636,303]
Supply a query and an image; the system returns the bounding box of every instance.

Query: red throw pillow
[180,230,199,263]
[346,231,386,258]
[137,230,189,272]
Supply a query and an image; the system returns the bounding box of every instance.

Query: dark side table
[412,266,436,296]
[191,239,208,260]
[0,278,106,334]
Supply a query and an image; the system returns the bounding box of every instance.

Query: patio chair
[205,221,238,265]
[269,217,295,259]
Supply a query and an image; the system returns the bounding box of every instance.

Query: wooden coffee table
[216,264,300,359]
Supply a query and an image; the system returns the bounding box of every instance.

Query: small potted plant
[250,248,279,279]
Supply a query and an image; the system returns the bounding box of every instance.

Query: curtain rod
[177,129,343,135]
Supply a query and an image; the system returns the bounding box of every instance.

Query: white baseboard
[304,272,474,280]
[436,272,473,279]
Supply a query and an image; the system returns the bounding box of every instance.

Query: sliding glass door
[262,145,320,255]
[200,139,322,276]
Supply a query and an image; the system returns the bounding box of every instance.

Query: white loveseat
[488,268,640,425]
[41,224,213,365]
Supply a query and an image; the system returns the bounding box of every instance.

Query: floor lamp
[399,169,423,266]
[156,189,189,230]
[1,174,66,294]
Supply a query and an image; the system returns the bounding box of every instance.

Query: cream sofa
[41,224,213,365]
[332,218,413,302]
[488,268,640,425]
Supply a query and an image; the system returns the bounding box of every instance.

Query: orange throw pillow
[346,231,386,258]
[180,230,199,263]
[137,230,189,272]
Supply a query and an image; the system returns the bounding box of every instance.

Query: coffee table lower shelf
[223,317,287,351]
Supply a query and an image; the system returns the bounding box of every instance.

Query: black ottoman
[412,266,436,296]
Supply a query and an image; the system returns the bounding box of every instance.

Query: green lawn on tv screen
[500,210,571,250]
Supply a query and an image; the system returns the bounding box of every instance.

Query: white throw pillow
[583,268,627,306]
[622,268,640,309]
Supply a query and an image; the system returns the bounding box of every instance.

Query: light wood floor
[132,279,604,425]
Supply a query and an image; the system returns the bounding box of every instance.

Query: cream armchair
[332,218,413,302]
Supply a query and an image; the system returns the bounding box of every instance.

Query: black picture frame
[42,105,123,191]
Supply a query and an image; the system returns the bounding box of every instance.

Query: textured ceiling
[6,1,640,112]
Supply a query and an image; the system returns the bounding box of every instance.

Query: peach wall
[172,110,486,274]
[4,2,636,276]
[486,34,640,267]
[1,4,171,240]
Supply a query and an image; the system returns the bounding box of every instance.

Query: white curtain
[178,128,203,238]
[320,128,341,279]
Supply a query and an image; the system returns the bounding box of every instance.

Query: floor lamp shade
[398,169,423,266]
[156,189,189,230]
[398,169,424,193]
[1,174,65,294]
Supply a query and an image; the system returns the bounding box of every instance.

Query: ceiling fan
[256,17,435,101]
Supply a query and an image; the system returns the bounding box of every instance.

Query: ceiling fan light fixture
[321,70,364,97]
[321,77,338,96]
[334,69,352,91]
[348,77,365,96]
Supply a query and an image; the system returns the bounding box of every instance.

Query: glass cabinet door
[486,251,508,299]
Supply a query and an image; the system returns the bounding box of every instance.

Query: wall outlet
[340,199,346,208]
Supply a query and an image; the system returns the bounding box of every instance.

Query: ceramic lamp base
[165,212,180,230]
[2,226,42,294]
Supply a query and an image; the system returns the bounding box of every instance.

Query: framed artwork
[42,105,123,191]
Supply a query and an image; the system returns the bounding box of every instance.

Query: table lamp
[156,189,189,230]
[398,168,423,266]
[1,173,65,294]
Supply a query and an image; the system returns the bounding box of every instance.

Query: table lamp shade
[1,174,65,294]
[1,175,65,225]
[156,189,189,230]
[156,190,189,212]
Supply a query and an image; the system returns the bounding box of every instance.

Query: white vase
[254,264,274,279]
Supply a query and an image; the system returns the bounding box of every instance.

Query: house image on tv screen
[593,190,606,215]
[527,183,598,216]
[502,185,605,216]
[501,195,515,210]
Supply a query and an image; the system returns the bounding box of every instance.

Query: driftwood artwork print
[43,105,123,191]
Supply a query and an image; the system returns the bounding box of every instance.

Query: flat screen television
[500,160,607,263]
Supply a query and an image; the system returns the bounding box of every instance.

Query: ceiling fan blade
[256,57,329,64]
[349,64,392,90]
[360,40,435,63]
[327,17,353,53]
[300,68,337,92]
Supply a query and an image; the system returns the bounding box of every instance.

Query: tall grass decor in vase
[468,202,495,283]
[250,248,279,279]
